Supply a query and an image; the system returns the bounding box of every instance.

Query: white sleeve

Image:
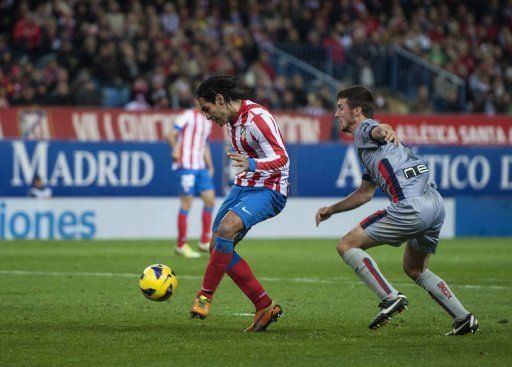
[174,110,190,131]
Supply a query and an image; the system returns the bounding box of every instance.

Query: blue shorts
[213,186,287,241]
[175,169,214,196]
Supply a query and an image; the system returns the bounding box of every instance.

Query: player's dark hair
[32,174,41,185]
[336,85,375,118]
[196,75,250,104]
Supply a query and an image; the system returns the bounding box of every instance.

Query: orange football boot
[190,295,212,319]
[244,303,283,332]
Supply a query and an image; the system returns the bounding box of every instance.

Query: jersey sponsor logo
[403,164,429,179]
[241,207,252,215]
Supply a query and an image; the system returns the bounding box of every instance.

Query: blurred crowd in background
[0,0,511,115]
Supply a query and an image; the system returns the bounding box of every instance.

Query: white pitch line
[0,270,509,290]
[0,270,138,278]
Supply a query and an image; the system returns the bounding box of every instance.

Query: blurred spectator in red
[1,0,510,114]
[12,13,42,52]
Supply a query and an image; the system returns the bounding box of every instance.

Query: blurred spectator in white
[245,55,274,90]
[106,0,125,37]
[125,93,150,111]
[149,72,168,106]
[304,94,326,116]
[160,3,179,35]
[480,92,496,116]
[28,174,52,199]
[359,60,375,88]
[169,76,192,108]
[125,77,150,110]
[374,91,389,113]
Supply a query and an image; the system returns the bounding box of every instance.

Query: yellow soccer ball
[139,264,178,301]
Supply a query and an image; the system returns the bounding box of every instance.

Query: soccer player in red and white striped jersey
[226,98,289,196]
[172,108,212,171]
[190,75,288,332]
[167,102,215,258]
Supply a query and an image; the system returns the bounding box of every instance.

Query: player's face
[335,98,356,132]
[198,96,230,126]
[34,178,43,188]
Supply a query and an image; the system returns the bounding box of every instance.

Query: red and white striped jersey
[173,109,212,170]
[229,100,290,196]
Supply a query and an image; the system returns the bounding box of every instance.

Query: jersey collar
[230,100,247,125]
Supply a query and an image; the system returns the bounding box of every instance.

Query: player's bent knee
[215,214,243,240]
[336,241,349,256]
[403,264,422,280]
[336,228,373,256]
[336,238,358,256]
[214,226,235,240]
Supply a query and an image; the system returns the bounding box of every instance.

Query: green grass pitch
[1,238,511,366]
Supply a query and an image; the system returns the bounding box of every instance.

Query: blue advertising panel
[0,140,225,197]
[292,144,512,197]
[1,140,511,197]
[455,197,512,236]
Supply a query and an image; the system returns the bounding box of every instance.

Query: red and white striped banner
[1,107,511,145]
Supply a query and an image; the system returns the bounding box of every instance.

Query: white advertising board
[0,197,454,240]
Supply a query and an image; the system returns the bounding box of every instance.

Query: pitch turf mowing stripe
[0,270,509,290]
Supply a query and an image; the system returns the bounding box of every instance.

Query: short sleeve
[173,110,190,131]
[354,119,381,149]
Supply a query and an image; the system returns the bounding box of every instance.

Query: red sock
[201,207,213,243]
[199,237,233,299]
[177,209,188,248]
[227,254,272,310]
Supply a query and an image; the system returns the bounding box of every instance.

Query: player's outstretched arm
[371,123,400,145]
[315,180,378,226]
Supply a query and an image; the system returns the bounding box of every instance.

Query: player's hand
[315,206,333,227]
[379,124,399,146]
[208,166,215,177]
[171,150,181,162]
[227,152,249,175]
